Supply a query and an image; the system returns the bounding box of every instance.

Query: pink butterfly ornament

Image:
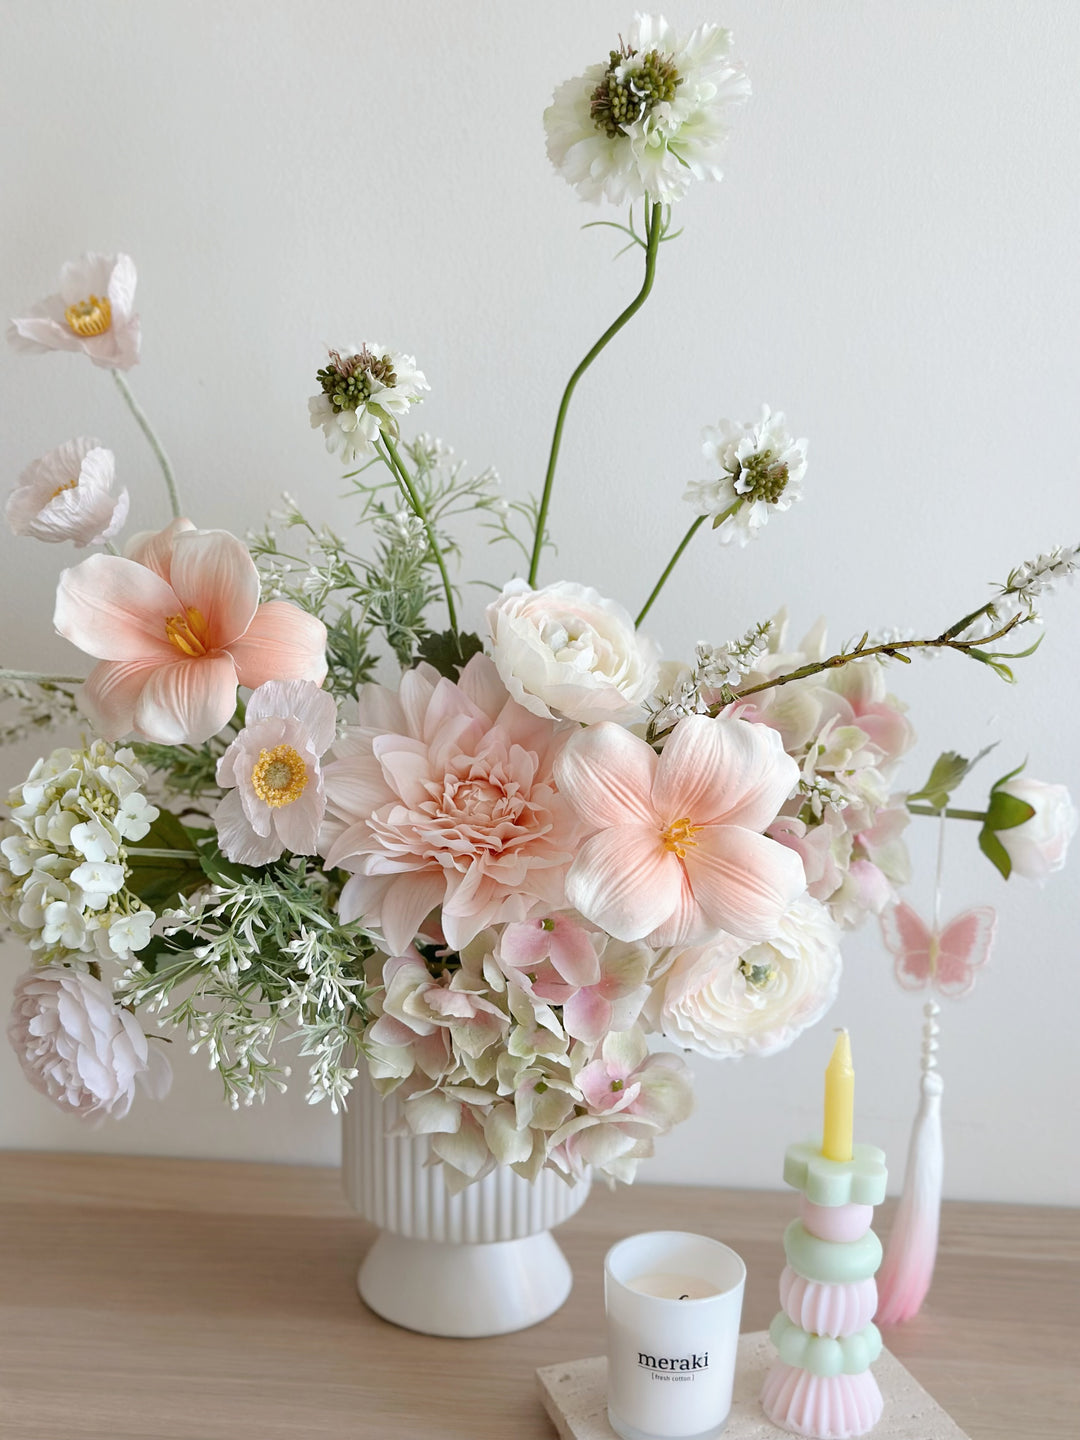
[880,900,996,999]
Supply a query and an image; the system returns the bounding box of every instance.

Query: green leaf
[968,648,1016,682]
[984,790,1037,833]
[125,811,207,910]
[907,745,997,811]
[978,824,1013,880]
[413,629,485,681]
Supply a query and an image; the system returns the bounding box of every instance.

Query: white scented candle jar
[605,1231,746,1440]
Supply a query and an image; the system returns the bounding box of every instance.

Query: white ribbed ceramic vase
[342,1070,591,1337]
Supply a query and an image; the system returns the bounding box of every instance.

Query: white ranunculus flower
[8,964,171,1120]
[485,579,660,723]
[8,252,141,370]
[545,15,750,205]
[6,439,129,547]
[995,777,1078,880]
[309,343,428,464]
[647,897,841,1058]
[686,405,807,546]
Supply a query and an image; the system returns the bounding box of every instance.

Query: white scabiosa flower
[647,896,841,1058]
[8,963,171,1120]
[544,15,750,205]
[6,438,129,546]
[486,578,660,724]
[7,252,141,370]
[685,405,807,546]
[309,344,428,464]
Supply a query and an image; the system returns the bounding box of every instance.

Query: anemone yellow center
[64,295,112,337]
[661,816,700,859]
[164,607,211,657]
[49,478,79,501]
[251,745,308,808]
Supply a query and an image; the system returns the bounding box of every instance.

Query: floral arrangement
[2,15,1076,1193]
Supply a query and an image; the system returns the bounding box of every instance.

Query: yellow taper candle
[821,1028,855,1161]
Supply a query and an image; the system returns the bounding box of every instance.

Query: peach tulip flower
[53,520,327,746]
[554,714,805,948]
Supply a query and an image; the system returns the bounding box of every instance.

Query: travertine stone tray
[537,1330,972,1440]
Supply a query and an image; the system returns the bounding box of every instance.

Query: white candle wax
[628,1274,720,1300]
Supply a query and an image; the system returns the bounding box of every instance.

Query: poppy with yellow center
[64,295,112,338]
[251,745,308,808]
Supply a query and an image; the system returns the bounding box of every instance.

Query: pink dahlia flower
[54,519,327,746]
[214,680,337,865]
[321,655,580,954]
[8,252,141,370]
[7,438,128,547]
[555,714,805,948]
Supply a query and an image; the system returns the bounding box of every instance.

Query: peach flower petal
[653,713,797,830]
[125,518,196,582]
[229,600,328,687]
[168,529,260,646]
[566,826,681,942]
[132,654,239,746]
[554,722,659,829]
[683,825,807,941]
[54,554,178,661]
[80,656,164,739]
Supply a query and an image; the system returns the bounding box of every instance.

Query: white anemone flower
[8,252,141,370]
[6,438,129,546]
[685,405,808,546]
[544,14,750,205]
[309,343,429,464]
[214,679,338,866]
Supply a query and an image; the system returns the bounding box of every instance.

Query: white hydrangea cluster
[0,741,158,963]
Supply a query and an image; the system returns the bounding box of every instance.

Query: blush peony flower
[321,655,581,954]
[646,896,842,1058]
[993,777,1078,880]
[8,963,171,1119]
[685,406,807,546]
[555,714,805,948]
[214,680,337,865]
[53,520,327,746]
[7,439,129,547]
[309,343,428,464]
[8,252,141,370]
[545,15,750,205]
[486,579,660,724]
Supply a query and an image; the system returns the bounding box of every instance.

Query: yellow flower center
[661,816,700,859]
[164,607,211,657]
[251,745,308,808]
[49,478,79,500]
[65,294,113,337]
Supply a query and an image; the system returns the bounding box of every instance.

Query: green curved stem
[112,371,181,519]
[378,435,458,632]
[528,200,664,586]
[635,517,706,627]
[906,805,986,821]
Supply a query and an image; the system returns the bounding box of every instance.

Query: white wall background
[1,0,1077,1204]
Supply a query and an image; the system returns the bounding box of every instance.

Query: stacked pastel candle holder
[761,1032,889,1440]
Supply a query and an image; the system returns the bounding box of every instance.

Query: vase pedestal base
[358,1226,574,1337]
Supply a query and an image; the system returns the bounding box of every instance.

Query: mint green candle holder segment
[782,1139,888,1207]
[783,1219,883,1285]
[769,1310,883,1377]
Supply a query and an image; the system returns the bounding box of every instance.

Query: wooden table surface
[0,1153,1075,1440]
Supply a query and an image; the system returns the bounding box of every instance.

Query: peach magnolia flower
[8,253,141,370]
[321,654,581,954]
[554,714,805,948]
[7,438,128,546]
[214,680,337,865]
[54,520,327,746]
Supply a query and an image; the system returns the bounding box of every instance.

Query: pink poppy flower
[555,714,805,948]
[7,439,128,546]
[53,520,327,746]
[8,253,141,370]
[214,680,337,865]
[321,655,581,955]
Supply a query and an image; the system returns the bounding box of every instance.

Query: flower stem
[635,517,706,627]
[378,436,458,632]
[126,847,202,861]
[112,371,181,520]
[0,668,85,685]
[906,804,986,821]
[528,200,664,587]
